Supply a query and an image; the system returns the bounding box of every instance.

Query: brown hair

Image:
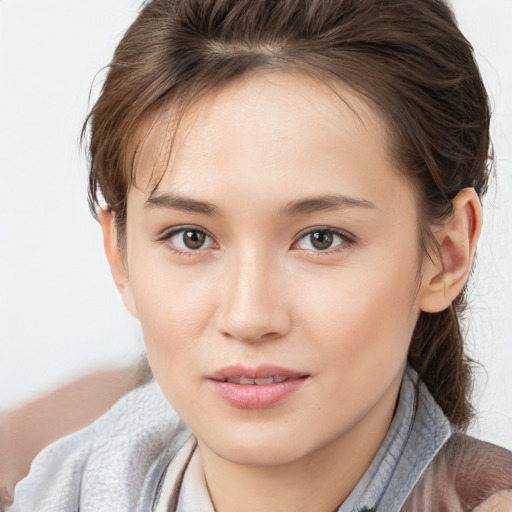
[84,0,492,430]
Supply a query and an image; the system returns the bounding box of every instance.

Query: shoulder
[438,434,512,498]
[473,491,512,512]
[403,434,512,511]
[9,380,191,512]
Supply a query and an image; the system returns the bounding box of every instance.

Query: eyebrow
[145,193,220,216]
[145,192,375,217]
[281,194,375,216]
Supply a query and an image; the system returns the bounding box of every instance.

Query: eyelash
[157,226,217,256]
[292,227,355,255]
[157,226,355,256]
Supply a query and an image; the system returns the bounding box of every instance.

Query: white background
[1,0,511,449]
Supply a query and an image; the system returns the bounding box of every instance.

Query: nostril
[220,329,282,343]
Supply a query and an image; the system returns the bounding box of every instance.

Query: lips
[208,365,309,409]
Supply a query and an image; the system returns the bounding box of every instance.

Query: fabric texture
[403,434,512,511]
[10,380,191,512]
[8,366,512,512]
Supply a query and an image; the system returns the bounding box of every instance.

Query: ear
[418,188,483,313]
[98,209,139,318]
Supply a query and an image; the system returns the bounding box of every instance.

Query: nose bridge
[216,242,290,342]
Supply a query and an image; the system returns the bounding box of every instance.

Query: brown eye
[310,231,333,250]
[295,228,348,252]
[166,227,214,252]
[183,230,206,249]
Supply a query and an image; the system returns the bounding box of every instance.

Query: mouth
[218,375,291,385]
[208,365,309,409]
[209,365,308,381]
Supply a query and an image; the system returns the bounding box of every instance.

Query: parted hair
[84,0,492,430]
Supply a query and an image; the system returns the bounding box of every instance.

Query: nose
[215,249,292,343]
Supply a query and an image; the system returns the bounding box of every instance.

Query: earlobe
[419,188,483,313]
[97,209,139,318]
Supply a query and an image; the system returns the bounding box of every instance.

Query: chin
[197,422,329,467]
[215,440,307,467]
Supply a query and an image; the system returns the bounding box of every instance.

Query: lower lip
[208,377,307,409]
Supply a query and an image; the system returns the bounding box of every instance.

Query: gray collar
[338,365,452,511]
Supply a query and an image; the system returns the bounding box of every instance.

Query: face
[118,72,430,467]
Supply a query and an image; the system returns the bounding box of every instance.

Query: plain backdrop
[1,0,511,449]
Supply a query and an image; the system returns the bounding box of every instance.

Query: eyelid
[157,224,209,240]
[292,226,356,252]
[157,225,218,252]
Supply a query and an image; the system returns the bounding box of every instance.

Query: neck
[198,378,400,512]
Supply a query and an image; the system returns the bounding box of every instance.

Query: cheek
[292,263,419,425]
[297,251,420,374]
[133,277,215,412]
[127,253,217,375]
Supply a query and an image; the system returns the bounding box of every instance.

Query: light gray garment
[9,366,451,512]
[10,380,191,512]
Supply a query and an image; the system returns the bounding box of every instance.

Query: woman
[9,0,512,510]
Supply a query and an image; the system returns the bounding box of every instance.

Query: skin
[100,72,482,512]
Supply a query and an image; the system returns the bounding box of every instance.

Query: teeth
[254,377,274,385]
[225,376,290,385]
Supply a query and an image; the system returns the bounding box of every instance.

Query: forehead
[131,71,410,208]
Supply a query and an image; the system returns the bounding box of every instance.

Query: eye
[163,227,215,252]
[295,228,349,252]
